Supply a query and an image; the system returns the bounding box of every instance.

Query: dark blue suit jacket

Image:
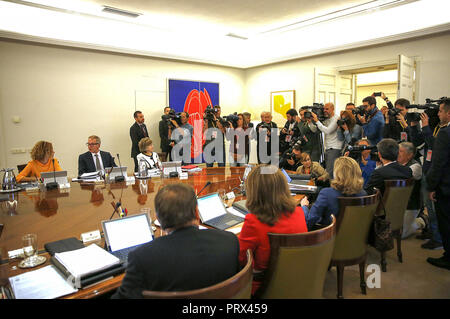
[78,151,116,176]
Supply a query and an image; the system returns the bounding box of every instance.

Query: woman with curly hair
[16,141,62,182]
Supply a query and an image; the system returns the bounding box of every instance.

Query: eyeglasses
[86,143,99,146]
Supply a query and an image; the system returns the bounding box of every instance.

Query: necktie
[141,124,148,137]
[95,154,101,171]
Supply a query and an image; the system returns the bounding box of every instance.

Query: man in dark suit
[130,110,149,172]
[112,183,240,299]
[78,135,116,176]
[426,99,450,270]
[365,138,412,195]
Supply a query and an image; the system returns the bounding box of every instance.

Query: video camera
[351,105,366,117]
[300,103,326,121]
[218,113,240,129]
[337,117,351,127]
[345,144,378,162]
[405,97,445,123]
[283,136,306,160]
[161,108,183,128]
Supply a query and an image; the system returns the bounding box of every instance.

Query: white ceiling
[0,0,449,68]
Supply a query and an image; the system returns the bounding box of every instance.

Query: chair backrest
[142,250,253,299]
[332,193,379,261]
[381,179,414,231]
[258,216,336,299]
[17,164,27,174]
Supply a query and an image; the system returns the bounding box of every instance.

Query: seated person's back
[16,141,62,183]
[238,164,308,296]
[301,157,366,229]
[364,138,412,195]
[112,183,239,299]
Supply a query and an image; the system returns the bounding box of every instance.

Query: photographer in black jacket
[279,143,303,171]
[159,107,172,162]
[280,109,300,154]
[203,105,226,167]
[256,112,278,164]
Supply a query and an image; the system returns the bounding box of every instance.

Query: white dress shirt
[315,114,343,150]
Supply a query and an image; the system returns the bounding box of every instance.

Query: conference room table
[0,167,307,299]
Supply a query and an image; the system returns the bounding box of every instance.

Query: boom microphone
[46,158,58,190]
[196,181,212,198]
[115,154,125,182]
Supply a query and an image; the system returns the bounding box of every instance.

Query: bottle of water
[138,159,148,178]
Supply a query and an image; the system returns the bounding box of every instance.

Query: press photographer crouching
[279,143,303,171]
[336,110,363,150]
[344,139,377,187]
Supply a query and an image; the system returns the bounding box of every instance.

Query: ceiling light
[101,6,141,19]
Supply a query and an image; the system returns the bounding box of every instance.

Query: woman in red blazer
[238,164,308,296]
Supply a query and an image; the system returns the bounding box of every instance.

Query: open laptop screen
[102,214,153,252]
[197,193,228,222]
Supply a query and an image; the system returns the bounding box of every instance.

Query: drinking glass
[19,234,46,268]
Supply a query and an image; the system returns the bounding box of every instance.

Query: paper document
[225,226,242,234]
[227,207,246,219]
[54,244,120,279]
[9,265,78,299]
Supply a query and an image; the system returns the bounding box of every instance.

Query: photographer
[280,109,300,154]
[336,110,363,151]
[357,96,385,146]
[297,109,321,162]
[344,139,377,187]
[256,112,278,164]
[226,113,250,167]
[203,105,226,167]
[380,95,421,144]
[279,143,303,172]
[159,106,172,162]
[310,102,343,178]
[169,112,193,164]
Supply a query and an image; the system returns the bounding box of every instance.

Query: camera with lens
[219,113,240,129]
[259,122,272,131]
[283,137,305,161]
[204,105,216,122]
[352,105,366,117]
[337,117,351,128]
[161,108,182,128]
[345,144,378,162]
[301,103,326,121]
[405,97,445,125]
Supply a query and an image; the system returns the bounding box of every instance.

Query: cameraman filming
[279,143,303,171]
[298,109,321,162]
[280,109,300,154]
[310,102,343,178]
[203,105,226,167]
[357,96,385,146]
[379,94,421,144]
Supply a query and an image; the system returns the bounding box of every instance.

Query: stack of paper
[54,244,120,279]
[9,265,78,299]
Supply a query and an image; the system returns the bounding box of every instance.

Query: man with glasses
[78,135,116,176]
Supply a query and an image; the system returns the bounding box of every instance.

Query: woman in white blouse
[137,137,162,170]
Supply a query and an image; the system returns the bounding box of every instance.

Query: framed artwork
[168,79,220,162]
[270,90,295,127]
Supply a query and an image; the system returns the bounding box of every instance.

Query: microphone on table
[196,181,211,198]
[115,153,125,183]
[46,158,58,190]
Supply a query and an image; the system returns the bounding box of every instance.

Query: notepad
[54,244,120,279]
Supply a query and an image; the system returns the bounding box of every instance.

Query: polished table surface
[0,167,307,298]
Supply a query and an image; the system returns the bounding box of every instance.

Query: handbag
[368,193,394,252]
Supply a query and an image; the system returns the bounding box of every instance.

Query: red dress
[238,206,308,294]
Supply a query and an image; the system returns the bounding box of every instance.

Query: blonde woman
[301,156,366,229]
[16,141,62,182]
[296,153,329,181]
[238,165,308,295]
[136,138,162,170]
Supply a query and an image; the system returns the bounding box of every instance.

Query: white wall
[0,40,245,177]
[245,32,450,114]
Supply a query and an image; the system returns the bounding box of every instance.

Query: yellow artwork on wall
[270,90,295,127]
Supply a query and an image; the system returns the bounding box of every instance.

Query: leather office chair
[256,216,336,299]
[330,193,379,299]
[377,179,414,272]
[141,250,253,299]
[17,164,27,174]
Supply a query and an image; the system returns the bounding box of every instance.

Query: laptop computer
[281,169,318,194]
[281,169,310,186]
[232,199,250,215]
[101,213,154,265]
[40,171,68,186]
[197,193,244,230]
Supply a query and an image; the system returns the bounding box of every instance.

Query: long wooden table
[0,167,306,299]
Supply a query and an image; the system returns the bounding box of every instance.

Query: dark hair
[164,106,171,111]
[377,138,399,162]
[286,109,298,117]
[293,144,302,152]
[441,98,450,112]
[394,98,410,108]
[155,183,197,230]
[346,102,355,107]
[133,111,142,118]
[363,96,376,106]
